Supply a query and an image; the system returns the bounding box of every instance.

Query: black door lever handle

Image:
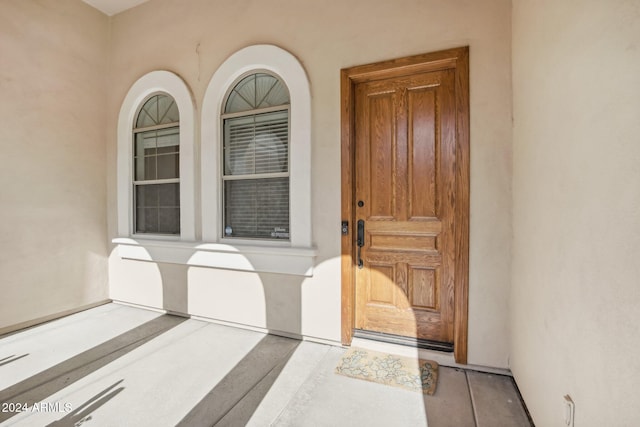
[356,220,365,268]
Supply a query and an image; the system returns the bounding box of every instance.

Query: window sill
[112,237,317,277]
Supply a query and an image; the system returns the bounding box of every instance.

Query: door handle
[356,219,365,269]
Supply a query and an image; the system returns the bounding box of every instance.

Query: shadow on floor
[0,354,29,367]
[177,334,300,427]
[0,315,185,423]
[46,379,125,427]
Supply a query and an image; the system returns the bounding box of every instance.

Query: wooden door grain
[341,47,469,362]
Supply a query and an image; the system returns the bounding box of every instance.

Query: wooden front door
[341,47,470,362]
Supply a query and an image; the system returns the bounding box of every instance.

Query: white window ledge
[112,238,317,277]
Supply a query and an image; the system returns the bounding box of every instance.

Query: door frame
[340,47,470,364]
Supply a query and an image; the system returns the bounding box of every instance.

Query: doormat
[335,347,438,395]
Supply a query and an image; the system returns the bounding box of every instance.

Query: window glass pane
[225,91,253,115]
[158,182,180,206]
[136,207,159,233]
[155,127,179,150]
[224,177,289,240]
[232,74,258,111]
[135,94,179,128]
[136,183,159,208]
[158,208,180,234]
[135,183,180,234]
[141,157,156,181]
[224,110,288,176]
[157,94,179,124]
[135,128,179,181]
[224,73,290,114]
[157,154,179,179]
[256,74,289,108]
[135,131,156,155]
[136,109,155,129]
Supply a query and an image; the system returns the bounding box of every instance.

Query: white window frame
[114,49,315,276]
[221,71,292,241]
[202,45,312,249]
[116,71,196,241]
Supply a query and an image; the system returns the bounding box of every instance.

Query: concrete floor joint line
[465,370,480,427]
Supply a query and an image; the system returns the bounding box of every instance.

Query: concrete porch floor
[0,304,532,426]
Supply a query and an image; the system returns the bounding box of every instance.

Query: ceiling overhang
[82,0,149,16]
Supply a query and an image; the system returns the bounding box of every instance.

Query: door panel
[354,69,457,343]
[367,92,396,219]
[408,87,437,218]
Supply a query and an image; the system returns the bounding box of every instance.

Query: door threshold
[351,332,512,375]
[353,329,453,353]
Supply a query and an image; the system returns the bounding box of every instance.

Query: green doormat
[335,348,438,395]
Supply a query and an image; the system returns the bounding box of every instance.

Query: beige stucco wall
[4,1,638,418]
[0,1,109,330]
[511,0,640,425]
[107,0,513,367]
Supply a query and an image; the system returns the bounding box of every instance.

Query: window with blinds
[222,73,290,240]
[133,93,180,235]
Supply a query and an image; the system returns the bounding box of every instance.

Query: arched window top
[224,72,290,114]
[135,93,179,128]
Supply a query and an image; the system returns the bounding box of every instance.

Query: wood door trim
[340,47,470,364]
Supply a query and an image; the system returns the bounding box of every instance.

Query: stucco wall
[107,0,513,367]
[511,0,640,424]
[0,1,109,330]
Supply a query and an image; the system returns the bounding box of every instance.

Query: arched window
[221,72,290,240]
[133,93,180,235]
[116,70,195,241]
[201,44,312,250]
[114,50,314,276]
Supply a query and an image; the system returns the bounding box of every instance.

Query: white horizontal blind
[224,178,289,239]
[224,110,288,175]
[223,109,290,239]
